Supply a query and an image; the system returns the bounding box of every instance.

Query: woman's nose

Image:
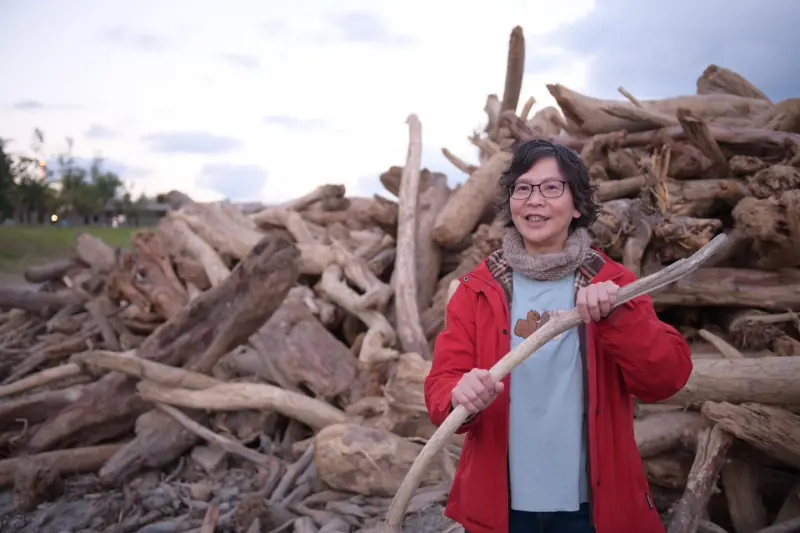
[525,191,546,205]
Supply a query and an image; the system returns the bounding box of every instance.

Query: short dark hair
[495,139,600,230]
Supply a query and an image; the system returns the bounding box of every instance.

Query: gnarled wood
[75,232,116,273]
[667,424,735,533]
[721,458,769,533]
[0,287,85,316]
[137,380,348,431]
[21,231,300,480]
[158,216,230,286]
[651,267,800,311]
[23,258,81,284]
[636,411,707,458]
[218,293,358,402]
[702,402,800,469]
[696,64,772,102]
[314,423,449,498]
[664,357,800,407]
[732,189,800,269]
[547,83,773,136]
[432,151,511,247]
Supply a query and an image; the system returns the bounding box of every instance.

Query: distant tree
[53,136,124,224]
[2,127,137,225]
[0,139,15,221]
[5,129,57,223]
[87,156,123,214]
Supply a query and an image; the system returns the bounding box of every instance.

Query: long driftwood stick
[381,233,729,531]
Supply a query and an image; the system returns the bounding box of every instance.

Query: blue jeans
[509,503,594,533]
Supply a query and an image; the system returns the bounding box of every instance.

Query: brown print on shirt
[514,310,554,339]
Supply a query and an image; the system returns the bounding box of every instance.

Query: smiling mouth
[524,215,549,223]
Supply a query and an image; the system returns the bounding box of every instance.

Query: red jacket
[424,247,692,533]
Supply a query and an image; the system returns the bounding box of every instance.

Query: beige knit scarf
[502,226,591,281]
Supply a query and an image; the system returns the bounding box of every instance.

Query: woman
[424,139,693,533]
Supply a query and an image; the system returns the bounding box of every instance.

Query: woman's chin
[520,226,554,243]
[519,226,570,252]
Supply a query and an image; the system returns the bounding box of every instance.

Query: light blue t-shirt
[508,270,589,512]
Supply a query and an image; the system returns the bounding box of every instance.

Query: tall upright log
[393,114,430,359]
[500,27,525,116]
[415,173,450,311]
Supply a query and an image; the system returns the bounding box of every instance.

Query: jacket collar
[484,246,608,302]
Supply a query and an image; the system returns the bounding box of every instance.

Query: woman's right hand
[451,368,505,414]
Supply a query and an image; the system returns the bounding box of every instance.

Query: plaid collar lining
[486,247,606,303]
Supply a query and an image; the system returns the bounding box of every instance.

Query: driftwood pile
[1,24,800,533]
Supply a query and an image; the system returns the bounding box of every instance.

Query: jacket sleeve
[424,283,480,434]
[597,269,693,403]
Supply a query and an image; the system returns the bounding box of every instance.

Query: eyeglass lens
[512,180,565,199]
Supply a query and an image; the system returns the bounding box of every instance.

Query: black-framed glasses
[510,179,567,200]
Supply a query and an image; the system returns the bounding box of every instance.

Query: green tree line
[0,128,156,225]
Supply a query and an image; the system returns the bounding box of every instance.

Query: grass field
[0,225,145,279]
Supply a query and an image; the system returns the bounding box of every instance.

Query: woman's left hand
[576,281,620,323]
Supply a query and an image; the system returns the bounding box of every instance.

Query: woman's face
[509,156,581,254]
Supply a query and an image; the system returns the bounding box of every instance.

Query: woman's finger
[454,390,479,413]
[576,287,590,323]
[597,286,612,317]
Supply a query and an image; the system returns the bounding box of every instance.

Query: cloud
[99,25,171,52]
[528,0,800,101]
[140,132,243,155]
[259,9,413,47]
[222,53,260,70]
[324,10,414,46]
[13,100,44,110]
[263,115,328,131]
[196,163,269,201]
[10,100,80,111]
[85,124,122,140]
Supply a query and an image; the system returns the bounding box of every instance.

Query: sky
[1,0,798,205]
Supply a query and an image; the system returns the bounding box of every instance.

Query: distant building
[106,199,171,227]
[56,199,171,227]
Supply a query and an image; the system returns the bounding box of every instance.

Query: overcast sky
[1,0,797,204]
